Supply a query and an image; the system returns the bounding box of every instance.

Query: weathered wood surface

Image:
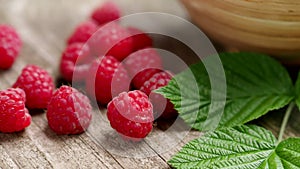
[0,0,299,169]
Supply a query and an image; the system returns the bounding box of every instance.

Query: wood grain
[181,0,300,63]
[0,0,299,168]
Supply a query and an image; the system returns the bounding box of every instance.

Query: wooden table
[0,0,299,168]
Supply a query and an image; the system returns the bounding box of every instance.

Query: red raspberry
[127,27,152,51]
[13,65,54,109]
[0,88,31,133]
[86,56,130,105]
[107,90,153,141]
[47,86,92,135]
[67,20,98,45]
[0,24,22,69]
[90,22,133,61]
[60,43,93,82]
[140,71,177,119]
[91,1,121,25]
[123,48,163,88]
[132,68,162,90]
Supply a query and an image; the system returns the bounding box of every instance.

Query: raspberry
[132,68,162,90]
[140,71,177,119]
[67,20,98,45]
[90,22,133,61]
[127,27,152,51]
[91,1,121,25]
[123,48,163,88]
[86,56,130,105]
[0,88,31,133]
[107,90,153,141]
[47,86,92,135]
[60,43,93,82]
[0,24,22,69]
[13,65,54,109]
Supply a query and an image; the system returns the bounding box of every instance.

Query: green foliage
[169,125,300,169]
[156,52,294,130]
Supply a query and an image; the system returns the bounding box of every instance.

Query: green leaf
[295,72,300,110]
[276,138,300,168]
[156,52,295,130]
[168,125,300,169]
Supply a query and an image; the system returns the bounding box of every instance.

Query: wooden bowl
[180,0,300,64]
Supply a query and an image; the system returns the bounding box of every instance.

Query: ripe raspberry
[0,24,22,69]
[0,88,31,133]
[132,68,162,90]
[90,22,133,61]
[127,27,152,51]
[140,71,177,119]
[60,43,93,82]
[86,56,130,105]
[67,20,98,45]
[123,48,163,88]
[13,65,54,109]
[91,1,121,25]
[107,90,153,141]
[47,86,92,135]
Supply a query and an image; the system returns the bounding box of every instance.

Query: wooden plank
[0,145,20,169]
[0,132,53,169]
[76,109,170,169]
[145,127,202,162]
[31,114,123,169]
[260,109,300,139]
[31,107,170,169]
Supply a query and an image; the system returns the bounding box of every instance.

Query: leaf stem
[277,102,295,144]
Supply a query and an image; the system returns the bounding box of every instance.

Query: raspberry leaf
[275,138,300,168]
[156,52,295,130]
[168,125,300,169]
[295,72,300,110]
